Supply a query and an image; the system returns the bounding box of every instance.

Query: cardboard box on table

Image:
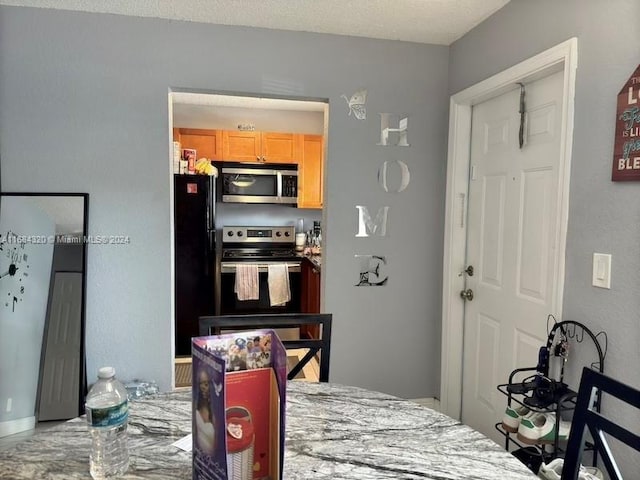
[192,329,287,480]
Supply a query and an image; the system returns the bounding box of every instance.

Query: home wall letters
[349,91,411,286]
[355,206,389,237]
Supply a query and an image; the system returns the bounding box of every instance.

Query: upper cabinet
[222,131,262,162]
[223,131,300,164]
[299,135,324,209]
[175,128,223,160]
[174,128,324,209]
[262,132,301,164]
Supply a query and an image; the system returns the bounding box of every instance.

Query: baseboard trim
[409,397,441,411]
[0,416,36,438]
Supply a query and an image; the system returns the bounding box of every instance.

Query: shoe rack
[494,319,607,474]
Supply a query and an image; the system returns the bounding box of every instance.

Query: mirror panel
[0,193,88,432]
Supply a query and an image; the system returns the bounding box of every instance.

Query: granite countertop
[298,253,321,270]
[0,382,536,479]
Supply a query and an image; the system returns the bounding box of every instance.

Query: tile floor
[175,356,192,388]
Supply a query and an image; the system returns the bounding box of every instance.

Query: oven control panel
[222,226,295,243]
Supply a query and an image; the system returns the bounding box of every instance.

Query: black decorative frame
[0,192,89,416]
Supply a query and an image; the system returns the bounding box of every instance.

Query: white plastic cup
[295,233,306,251]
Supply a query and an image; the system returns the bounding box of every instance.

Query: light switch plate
[592,253,612,289]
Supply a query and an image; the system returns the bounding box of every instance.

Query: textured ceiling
[1,0,510,45]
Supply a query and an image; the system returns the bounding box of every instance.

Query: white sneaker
[502,404,531,432]
[539,458,564,480]
[538,458,604,480]
[517,412,571,444]
[581,468,605,480]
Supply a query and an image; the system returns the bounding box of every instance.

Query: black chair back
[561,367,640,480]
[198,313,332,382]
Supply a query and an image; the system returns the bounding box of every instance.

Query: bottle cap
[98,366,116,379]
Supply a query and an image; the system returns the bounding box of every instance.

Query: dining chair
[198,313,332,382]
[561,367,640,480]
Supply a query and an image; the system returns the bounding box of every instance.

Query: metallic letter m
[355,206,389,237]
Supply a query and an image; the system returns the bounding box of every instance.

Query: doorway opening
[168,90,328,388]
[440,38,578,425]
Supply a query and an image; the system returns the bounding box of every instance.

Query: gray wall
[450,0,640,474]
[0,6,449,399]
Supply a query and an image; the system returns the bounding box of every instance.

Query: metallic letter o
[378,160,410,193]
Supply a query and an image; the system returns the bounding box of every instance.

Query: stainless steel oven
[219,163,298,205]
[218,226,301,315]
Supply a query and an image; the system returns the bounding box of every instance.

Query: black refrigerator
[174,174,217,356]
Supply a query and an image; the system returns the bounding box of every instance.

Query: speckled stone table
[0,382,536,479]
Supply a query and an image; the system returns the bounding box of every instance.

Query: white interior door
[461,70,564,443]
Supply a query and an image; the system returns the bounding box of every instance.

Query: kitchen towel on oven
[268,264,290,306]
[234,264,259,300]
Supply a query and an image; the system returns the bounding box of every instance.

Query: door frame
[440,38,578,419]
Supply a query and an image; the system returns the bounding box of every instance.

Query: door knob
[459,265,474,277]
[460,289,474,301]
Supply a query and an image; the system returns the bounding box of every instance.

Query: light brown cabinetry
[175,128,223,160]
[222,131,261,162]
[301,257,321,313]
[299,135,324,209]
[262,132,301,164]
[223,131,300,164]
[174,129,324,207]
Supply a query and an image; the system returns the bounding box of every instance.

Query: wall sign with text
[351,105,412,286]
[612,64,640,181]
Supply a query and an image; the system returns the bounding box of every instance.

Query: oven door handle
[221,262,301,273]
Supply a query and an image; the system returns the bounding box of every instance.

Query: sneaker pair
[501,405,571,444]
[502,404,531,432]
[538,458,604,480]
[518,412,571,445]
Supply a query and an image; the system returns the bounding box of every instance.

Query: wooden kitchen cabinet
[298,134,324,209]
[222,131,300,164]
[262,132,300,164]
[301,258,321,314]
[176,128,223,160]
[300,257,321,339]
[222,131,261,162]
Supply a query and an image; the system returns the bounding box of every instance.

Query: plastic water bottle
[85,367,130,479]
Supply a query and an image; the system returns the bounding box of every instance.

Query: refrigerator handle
[204,176,216,277]
[204,230,214,276]
[208,175,216,231]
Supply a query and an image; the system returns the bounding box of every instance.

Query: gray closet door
[38,272,82,421]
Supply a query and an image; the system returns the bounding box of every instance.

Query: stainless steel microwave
[220,163,298,205]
